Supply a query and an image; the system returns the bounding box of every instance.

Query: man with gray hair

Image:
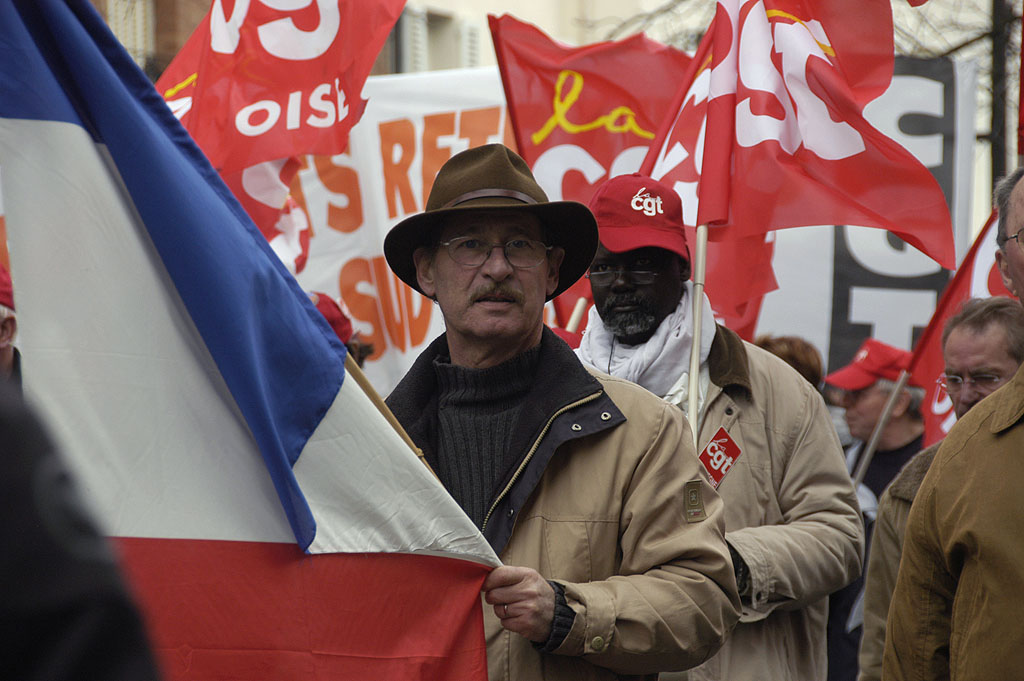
[885,168,1024,679]
[858,296,1024,681]
[825,338,926,508]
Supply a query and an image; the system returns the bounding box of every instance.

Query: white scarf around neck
[576,282,717,401]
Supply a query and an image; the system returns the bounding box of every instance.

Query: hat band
[442,188,538,209]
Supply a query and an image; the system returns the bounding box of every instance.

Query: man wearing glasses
[383,146,741,681]
[858,296,1024,681]
[576,173,863,681]
[885,169,1024,680]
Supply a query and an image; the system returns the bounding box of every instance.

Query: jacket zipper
[481,390,603,532]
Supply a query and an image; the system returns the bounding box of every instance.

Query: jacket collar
[989,360,1024,433]
[707,324,752,394]
[386,326,604,462]
[887,442,940,502]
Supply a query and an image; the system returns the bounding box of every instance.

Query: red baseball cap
[588,173,689,260]
[825,338,914,391]
[0,263,13,311]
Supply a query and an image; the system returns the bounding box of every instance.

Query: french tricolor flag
[0,1,497,679]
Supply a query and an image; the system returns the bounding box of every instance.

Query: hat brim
[598,224,690,261]
[824,364,879,392]
[384,199,598,301]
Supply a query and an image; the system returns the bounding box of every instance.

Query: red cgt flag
[911,212,1013,447]
[156,1,400,273]
[489,13,691,189]
[170,0,402,173]
[643,0,955,270]
[489,14,692,332]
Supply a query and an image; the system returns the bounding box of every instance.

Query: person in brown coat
[857,296,1024,681]
[884,167,1024,679]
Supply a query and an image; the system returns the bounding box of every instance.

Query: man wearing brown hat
[382,145,741,681]
[576,173,863,681]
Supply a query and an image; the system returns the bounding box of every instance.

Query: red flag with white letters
[490,14,774,337]
[175,0,402,173]
[490,13,690,196]
[489,14,691,332]
[910,212,1013,446]
[156,1,400,273]
[642,0,955,270]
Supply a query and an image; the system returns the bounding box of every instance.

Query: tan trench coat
[671,326,865,681]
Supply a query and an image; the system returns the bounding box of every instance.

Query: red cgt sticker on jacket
[699,427,742,489]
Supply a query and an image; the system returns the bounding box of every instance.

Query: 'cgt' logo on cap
[631,188,664,217]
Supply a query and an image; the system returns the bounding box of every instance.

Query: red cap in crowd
[0,263,13,311]
[825,338,914,391]
[310,291,353,345]
[587,173,689,260]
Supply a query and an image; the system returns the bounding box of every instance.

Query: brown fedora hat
[384,144,597,300]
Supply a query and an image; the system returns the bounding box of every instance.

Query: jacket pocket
[510,516,620,583]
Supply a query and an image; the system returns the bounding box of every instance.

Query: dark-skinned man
[382,146,741,681]
[576,172,863,681]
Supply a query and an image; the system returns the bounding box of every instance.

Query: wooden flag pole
[565,296,589,334]
[687,223,709,447]
[852,369,910,487]
[344,352,439,480]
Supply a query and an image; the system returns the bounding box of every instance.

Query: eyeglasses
[586,265,660,285]
[1008,228,1024,251]
[439,236,553,269]
[936,373,1006,395]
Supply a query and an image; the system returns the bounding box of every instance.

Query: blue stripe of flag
[0,0,347,551]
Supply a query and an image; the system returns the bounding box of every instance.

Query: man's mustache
[599,292,652,313]
[471,285,524,304]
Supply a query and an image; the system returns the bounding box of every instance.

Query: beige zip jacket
[388,330,742,681]
[674,326,865,681]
